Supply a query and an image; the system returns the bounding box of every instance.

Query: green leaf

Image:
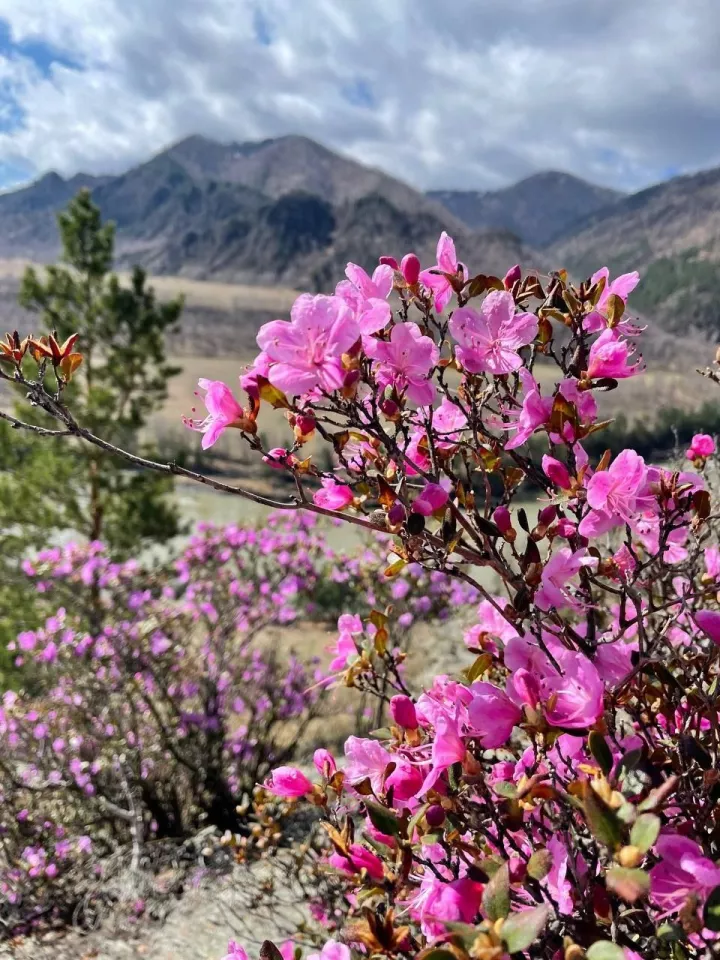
[630,813,660,853]
[363,800,400,837]
[588,731,613,776]
[586,943,626,960]
[582,785,623,850]
[703,885,720,931]
[482,861,510,921]
[606,866,650,902]
[526,848,552,881]
[492,780,518,799]
[500,905,550,953]
[369,727,392,740]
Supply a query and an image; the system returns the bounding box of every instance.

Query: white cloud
[0,0,719,191]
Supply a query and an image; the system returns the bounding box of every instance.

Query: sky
[0,0,719,193]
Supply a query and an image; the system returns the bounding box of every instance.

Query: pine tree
[0,190,184,668]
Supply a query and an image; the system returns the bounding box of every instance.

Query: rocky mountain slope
[0,136,534,289]
[429,171,623,247]
[548,166,720,338]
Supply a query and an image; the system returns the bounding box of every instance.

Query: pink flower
[405,397,467,473]
[313,478,354,511]
[410,876,484,940]
[542,455,572,490]
[329,843,384,881]
[336,262,394,335]
[240,352,271,398]
[504,370,553,450]
[419,711,466,795]
[585,329,641,380]
[579,450,654,538]
[401,253,421,285]
[385,758,424,803]
[535,548,596,611]
[366,322,439,405]
[412,483,449,516]
[467,682,521,748]
[328,614,363,671]
[695,610,720,645]
[257,294,359,396]
[542,647,605,729]
[264,766,313,798]
[419,232,465,313]
[390,695,418,730]
[344,736,391,795]
[584,266,640,333]
[650,834,720,915]
[449,291,537,375]
[463,598,518,652]
[222,942,250,960]
[688,433,716,459]
[263,448,296,470]
[183,379,245,450]
[313,749,337,777]
[706,547,720,580]
[307,941,351,960]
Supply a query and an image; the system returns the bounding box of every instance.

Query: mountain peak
[429,171,623,247]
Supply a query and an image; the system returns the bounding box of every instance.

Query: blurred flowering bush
[7,231,720,957]
[0,512,470,939]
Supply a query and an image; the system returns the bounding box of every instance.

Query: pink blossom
[463,598,518,652]
[264,766,313,798]
[366,322,439,405]
[584,266,640,333]
[542,647,605,729]
[410,876,483,940]
[405,398,467,473]
[504,370,553,450]
[313,479,354,511]
[222,942,250,960]
[419,711,466,795]
[344,736,391,795]
[401,253,421,285]
[579,450,653,538]
[313,749,337,777]
[262,447,296,470]
[257,294,359,397]
[650,834,720,914]
[695,610,720,645]
[307,941,351,960]
[385,759,424,804]
[336,262,393,335]
[183,380,245,450]
[449,291,537,375]
[412,483,449,516]
[328,614,363,671]
[240,352,270,398]
[706,547,720,580]
[688,433,716,459]
[535,548,596,611]
[542,455,572,490]
[467,682,521,748]
[329,843,384,881]
[493,506,512,533]
[390,695,418,729]
[585,329,641,380]
[419,232,465,313]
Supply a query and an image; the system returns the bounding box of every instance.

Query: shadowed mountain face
[0,135,535,288]
[547,166,720,339]
[429,172,624,248]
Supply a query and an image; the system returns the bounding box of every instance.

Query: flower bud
[387,501,406,526]
[492,505,512,534]
[390,694,418,730]
[379,255,399,269]
[400,253,421,285]
[264,766,313,798]
[313,749,337,778]
[508,857,526,884]
[380,397,399,418]
[542,455,572,490]
[426,804,446,828]
[538,504,557,526]
[503,264,521,290]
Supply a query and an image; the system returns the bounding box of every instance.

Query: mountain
[0,136,534,289]
[429,172,623,248]
[548,166,720,338]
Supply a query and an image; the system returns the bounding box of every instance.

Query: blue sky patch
[341,78,375,109]
[252,9,273,46]
[0,19,81,78]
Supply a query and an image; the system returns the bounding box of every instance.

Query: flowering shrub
[0,511,471,939]
[6,234,720,957]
